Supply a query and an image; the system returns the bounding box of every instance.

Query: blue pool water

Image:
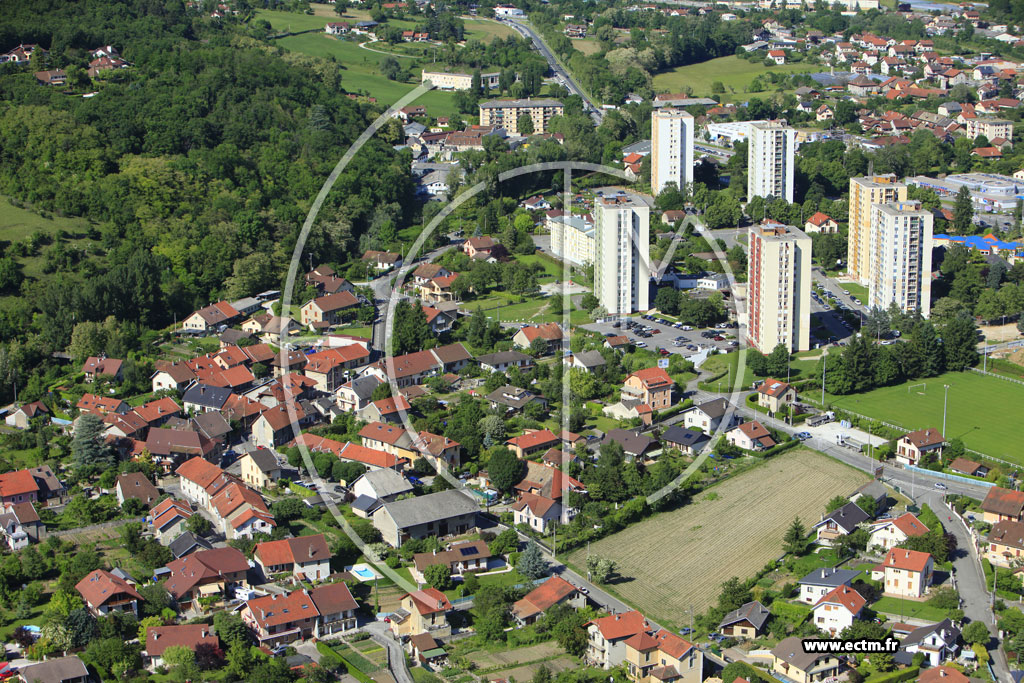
[352,567,375,580]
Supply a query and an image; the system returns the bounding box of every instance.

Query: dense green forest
[0,0,419,400]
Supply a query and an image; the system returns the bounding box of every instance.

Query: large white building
[849,175,907,286]
[594,194,650,315]
[747,222,812,354]
[547,212,595,265]
[747,122,796,203]
[868,200,933,317]
[651,108,694,196]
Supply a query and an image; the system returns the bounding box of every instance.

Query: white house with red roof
[867,512,929,551]
[812,585,866,635]
[512,323,565,352]
[183,301,241,333]
[621,367,674,410]
[756,378,796,413]
[511,576,585,626]
[254,534,331,582]
[872,548,934,597]
[242,588,321,647]
[803,212,838,234]
[76,569,143,617]
[506,428,560,458]
[585,611,651,669]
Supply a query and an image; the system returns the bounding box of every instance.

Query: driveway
[364,621,413,683]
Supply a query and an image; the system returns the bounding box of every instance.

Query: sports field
[827,370,1023,464]
[566,450,868,622]
[272,34,459,115]
[652,55,815,100]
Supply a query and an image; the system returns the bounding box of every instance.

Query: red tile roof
[890,512,929,538]
[76,569,142,608]
[506,429,559,452]
[757,378,792,397]
[163,547,250,598]
[627,367,674,390]
[293,434,407,469]
[0,470,40,498]
[405,588,452,615]
[517,323,564,343]
[246,589,321,629]
[806,212,833,226]
[901,428,943,448]
[881,547,931,572]
[146,624,220,657]
[814,584,866,615]
[175,457,224,489]
[255,534,330,568]
[588,610,649,641]
[512,576,579,620]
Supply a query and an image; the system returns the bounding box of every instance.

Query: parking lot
[582,316,740,358]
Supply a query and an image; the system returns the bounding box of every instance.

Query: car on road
[853,298,861,305]
[795,432,811,440]
[842,289,850,295]
[934,482,948,490]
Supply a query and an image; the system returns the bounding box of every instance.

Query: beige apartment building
[548,212,595,265]
[747,222,812,354]
[421,70,500,91]
[848,175,907,285]
[478,98,564,134]
[965,117,1013,141]
[748,121,796,203]
[868,200,933,316]
[651,107,694,196]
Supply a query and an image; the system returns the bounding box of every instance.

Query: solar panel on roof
[459,547,476,557]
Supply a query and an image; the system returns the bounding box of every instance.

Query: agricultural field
[571,37,602,55]
[272,34,459,115]
[566,450,869,622]
[254,8,334,32]
[462,17,519,42]
[467,641,575,679]
[826,370,1024,464]
[652,55,816,101]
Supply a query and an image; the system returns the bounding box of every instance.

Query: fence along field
[566,450,869,623]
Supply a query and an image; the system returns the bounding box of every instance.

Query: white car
[636,341,647,348]
[681,325,694,331]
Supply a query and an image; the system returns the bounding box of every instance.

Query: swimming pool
[352,567,375,580]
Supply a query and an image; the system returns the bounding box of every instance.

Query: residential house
[114,473,160,509]
[390,588,453,637]
[414,431,462,470]
[150,498,193,543]
[507,429,560,458]
[726,421,776,451]
[254,534,331,582]
[336,375,382,413]
[867,512,929,551]
[360,396,413,424]
[293,434,408,471]
[477,350,534,373]
[81,356,124,383]
[146,427,218,466]
[412,540,491,582]
[585,611,651,669]
[183,301,240,334]
[811,501,870,546]
[210,481,276,539]
[182,384,233,414]
[168,531,213,559]
[361,250,402,271]
[660,426,710,456]
[239,450,282,490]
[151,362,197,393]
[0,504,33,550]
[5,401,49,430]
[949,457,989,477]
[163,547,250,611]
[602,429,658,461]
[348,469,409,502]
[798,567,860,604]
[901,619,961,667]
[680,398,738,433]
[872,548,933,597]
[417,274,460,304]
[300,291,360,328]
[487,385,547,415]
[982,486,1024,524]
[144,624,220,669]
[311,581,359,635]
[512,576,585,626]
[986,519,1024,567]
[373,489,478,547]
[304,346,371,392]
[252,404,308,449]
[622,628,701,683]
[719,601,771,639]
[604,335,631,351]
[804,212,838,234]
[563,350,607,373]
[175,457,225,509]
[33,68,67,86]
[242,589,321,647]
[0,470,39,505]
[17,656,90,683]
[463,236,500,259]
[918,665,968,683]
[360,421,417,460]
[756,379,796,413]
[895,428,944,466]
[77,393,129,417]
[422,305,456,334]
[408,633,447,668]
[76,569,142,617]
[770,637,841,683]
[768,49,786,64]
[512,323,565,352]
[812,585,866,635]
[621,368,674,410]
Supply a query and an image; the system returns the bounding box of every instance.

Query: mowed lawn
[827,370,1024,464]
[566,450,868,621]
[652,55,816,100]
[272,34,459,115]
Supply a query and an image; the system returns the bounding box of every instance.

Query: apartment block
[594,195,650,315]
[965,118,1013,142]
[478,98,564,134]
[747,122,796,203]
[848,175,907,286]
[651,108,694,196]
[868,200,933,316]
[547,212,595,265]
[747,222,812,354]
[421,70,500,91]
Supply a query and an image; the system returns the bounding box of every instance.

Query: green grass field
[699,350,823,391]
[571,37,602,55]
[255,8,334,32]
[515,253,567,281]
[462,17,518,42]
[871,596,950,622]
[652,55,816,101]
[827,370,1023,463]
[0,196,91,242]
[273,33,459,115]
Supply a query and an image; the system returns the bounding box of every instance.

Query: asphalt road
[503,18,604,125]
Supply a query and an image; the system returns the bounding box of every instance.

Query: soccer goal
[908,382,926,395]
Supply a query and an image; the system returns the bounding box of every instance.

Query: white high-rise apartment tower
[747,122,796,203]
[651,108,694,196]
[747,222,812,354]
[594,195,650,315]
[868,200,933,317]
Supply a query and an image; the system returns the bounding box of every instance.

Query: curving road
[501,17,604,125]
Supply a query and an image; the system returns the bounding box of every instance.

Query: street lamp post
[942,384,951,438]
